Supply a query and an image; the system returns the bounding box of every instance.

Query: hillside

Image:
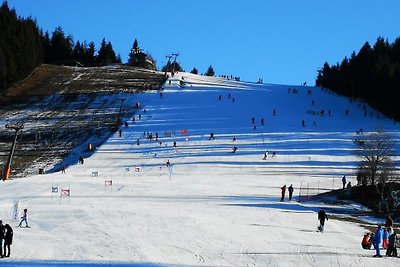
[0,72,399,266]
[0,64,166,178]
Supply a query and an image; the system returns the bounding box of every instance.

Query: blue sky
[7,0,400,85]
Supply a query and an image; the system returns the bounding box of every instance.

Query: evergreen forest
[316,37,400,121]
[0,1,153,94]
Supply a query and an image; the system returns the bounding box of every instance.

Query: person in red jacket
[361,233,372,249]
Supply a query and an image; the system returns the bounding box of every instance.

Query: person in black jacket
[0,220,4,258]
[3,224,13,258]
[386,231,398,257]
[318,210,328,232]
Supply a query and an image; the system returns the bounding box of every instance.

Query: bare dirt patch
[0,64,166,178]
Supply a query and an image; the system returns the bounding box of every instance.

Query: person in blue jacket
[373,225,383,257]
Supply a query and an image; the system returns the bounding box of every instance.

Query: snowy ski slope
[0,73,399,266]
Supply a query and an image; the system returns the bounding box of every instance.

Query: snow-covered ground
[0,73,399,266]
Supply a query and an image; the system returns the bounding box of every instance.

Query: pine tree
[0,2,43,91]
[127,38,141,65]
[96,38,118,65]
[316,37,400,121]
[190,67,198,74]
[205,65,215,76]
[49,26,73,63]
[85,42,96,65]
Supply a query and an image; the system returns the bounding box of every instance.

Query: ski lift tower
[3,122,24,181]
[171,53,179,75]
[164,54,172,77]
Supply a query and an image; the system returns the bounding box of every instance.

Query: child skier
[361,233,372,249]
[18,209,29,228]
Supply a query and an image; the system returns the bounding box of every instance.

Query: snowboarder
[79,156,84,164]
[173,141,177,148]
[263,151,269,160]
[119,129,122,137]
[342,175,346,189]
[232,136,236,142]
[166,159,171,168]
[301,120,305,127]
[261,118,264,125]
[373,226,383,257]
[251,117,255,124]
[317,209,328,232]
[18,209,29,228]
[288,184,294,201]
[280,185,286,202]
[3,224,13,258]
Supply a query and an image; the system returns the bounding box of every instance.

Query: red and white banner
[61,189,70,196]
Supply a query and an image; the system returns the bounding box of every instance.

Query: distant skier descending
[232,146,237,153]
[209,132,215,140]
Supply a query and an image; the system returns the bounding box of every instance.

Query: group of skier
[280,184,294,202]
[0,220,13,258]
[361,216,398,257]
[0,208,29,259]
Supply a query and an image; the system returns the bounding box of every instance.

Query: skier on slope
[317,209,328,232]
[18,209,29,228]
[373,225,383,257]
[209,132,215,140]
